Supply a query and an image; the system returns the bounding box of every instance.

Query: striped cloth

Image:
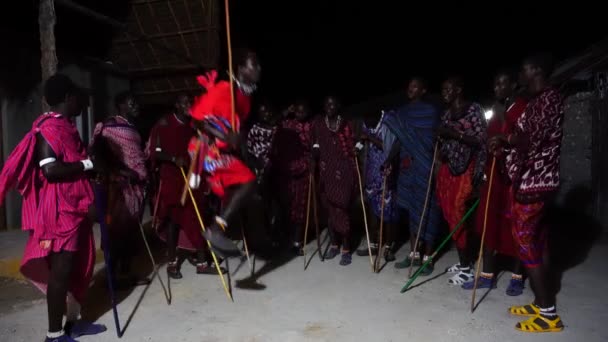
[92,116,147,221]
[385,101,442,243]
[0,113,95,303]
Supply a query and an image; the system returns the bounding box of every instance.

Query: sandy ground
[0,226,607,342]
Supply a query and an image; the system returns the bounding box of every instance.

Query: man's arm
[35,133,90,183]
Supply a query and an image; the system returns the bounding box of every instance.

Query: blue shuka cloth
[363,112,399,223]
[384,101,442,244]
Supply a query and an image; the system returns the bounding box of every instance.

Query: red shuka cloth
[147,114,205,251]
[0,113,95,303]
[474,98,527,256]
[189,72,255,198]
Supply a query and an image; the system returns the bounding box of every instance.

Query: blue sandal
[325,246,340,260]
[339,252,352,266]
[506,277,525,296]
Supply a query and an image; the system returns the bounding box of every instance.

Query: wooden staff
[374,174,388,273]
[303,172,313,269]
[311,172,323,261]
[471,157,496,312]
[354,156,374,271]
[225,0,236,129]
[152,179,162,230]
[180,138,200,205]
[180,167,233,301]
[408,143,439,278]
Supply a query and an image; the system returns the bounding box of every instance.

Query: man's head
[521,53,554,87]
[257,102,276,125]
[493,69,518,101]
[235,48,261,86]
[43,74,84,117]
[115,91,140,118]
[441,76,464,105]
[174,93,192,117]
[294,100,311,122]
[407,77,428,101]
[322,96,340,118]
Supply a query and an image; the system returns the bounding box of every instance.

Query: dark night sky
[0,1,606,109]
[231,2,606,107]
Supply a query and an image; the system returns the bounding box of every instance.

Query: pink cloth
[92,116,147,221]
[0,113,95,303]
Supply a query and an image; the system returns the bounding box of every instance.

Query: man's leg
[166,221,183,279]
[356,208,379,256]
[506,258,525,296]
[509,200,563,332]
[46,251,75,341]
[204,180,256,257]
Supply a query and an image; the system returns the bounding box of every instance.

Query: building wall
[1,63,129,229]
[557,92,594,210]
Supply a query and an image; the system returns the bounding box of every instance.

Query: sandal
[515,314,564,333]
[339,252,352,266]
[196,263,227,275]
[506,278,525,296]
[447,270,474,285]
[356,243,378,256]
[446,263,470,273]
[394,252,420,269]
[509,303,540,317]
[462,275,496,290]
[383,247,396,262]
[167,262,183,279]
[325,246,340,260]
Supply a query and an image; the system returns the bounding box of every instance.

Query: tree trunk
[39,0,58,112]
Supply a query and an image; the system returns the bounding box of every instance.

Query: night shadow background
[544,185,603,296]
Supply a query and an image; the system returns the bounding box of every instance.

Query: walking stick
[92,182,122,338]
[401,198,480,293]
[374,174,387,273]
[303,172,313,269]
[180,138,200,205]
[179,167,233,301]
[471,157,496,312]
[408,143,439,278]
[241,226,253,276]
[152,180,162,230]
[311,172,323,261]
[354,156,374,271]
[137,220,171,305]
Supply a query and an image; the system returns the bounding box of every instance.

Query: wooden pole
[39,0,58,112]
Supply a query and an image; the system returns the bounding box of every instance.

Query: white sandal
[448,271,474,285]
[446,263,466,273]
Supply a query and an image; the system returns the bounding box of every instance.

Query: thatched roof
[109,0,220,103]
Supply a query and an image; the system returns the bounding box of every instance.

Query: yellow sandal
[516,314,564,333]
[509,303,540,316]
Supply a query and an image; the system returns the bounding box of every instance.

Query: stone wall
[557,91,594,210]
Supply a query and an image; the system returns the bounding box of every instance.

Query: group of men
[0,46,565,342]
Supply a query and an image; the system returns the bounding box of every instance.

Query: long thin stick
[409,143,439,278]
[138,221,171,305]
[93,183,122,338]
[180,167,233,301]
[152,179,162,230]
[401,199,480,293]
[303,172,313,269]
[471,158,496,312]
[241,226,253,276]
[354,156,374,271]
[311,172,323,261]
[375,174,387,273]
[224,0,236,129]
[180,138,200,205]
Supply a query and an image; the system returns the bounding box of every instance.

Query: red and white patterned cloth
[92,116,147,219]
[506,88,563,202]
